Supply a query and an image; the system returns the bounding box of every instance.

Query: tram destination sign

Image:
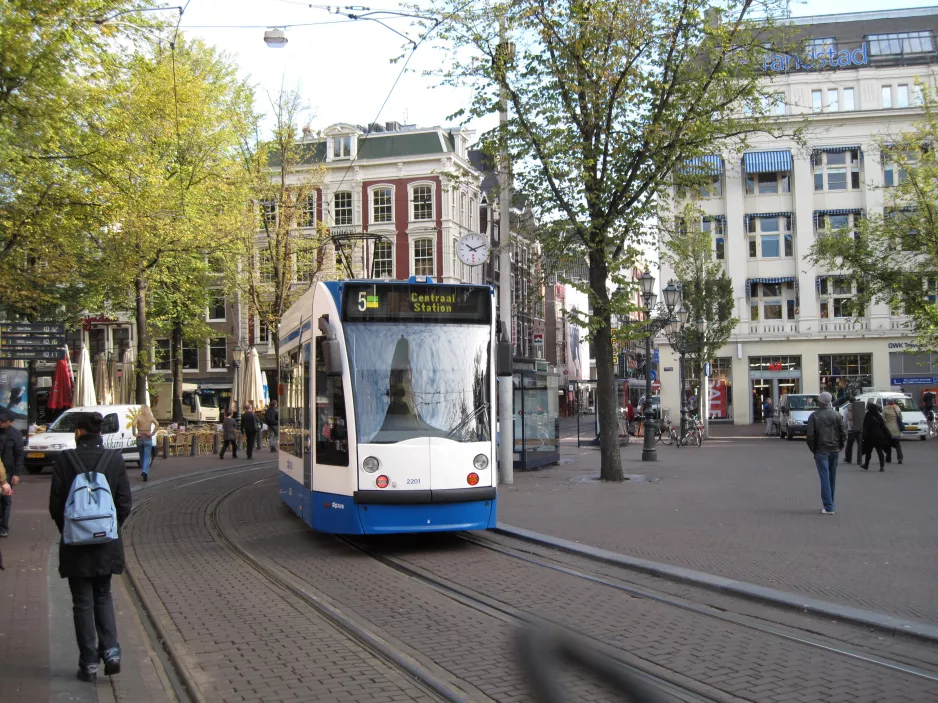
[0,322,66,360]
[343,283,491,324]
[0,347,67,361]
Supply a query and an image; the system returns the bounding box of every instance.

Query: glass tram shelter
[511,370,561,470]
[574,379,630,448]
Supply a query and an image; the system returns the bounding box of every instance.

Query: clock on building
[456,233,490,267]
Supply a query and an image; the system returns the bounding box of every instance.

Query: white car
[847,392,929,441]
[25,404,145,474]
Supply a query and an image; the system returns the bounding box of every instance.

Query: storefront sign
[888,342,917,349]
[763,44,868,72]
[709,380,728,418]
[891,376,937,385]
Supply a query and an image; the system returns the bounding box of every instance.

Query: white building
[658,7,938,425]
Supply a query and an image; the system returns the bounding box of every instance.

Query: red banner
[709,381,727,418]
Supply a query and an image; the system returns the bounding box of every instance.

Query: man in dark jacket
[806,391,847,515]
[265,400,279,452]
[240,404,258,459]
[0,408,25,538]
[49,412,132,682]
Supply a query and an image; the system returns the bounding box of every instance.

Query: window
[750,281,797,322]
[207,290,226,321]
[209,338,227,370]
[258,250,274,284]
[884,152,913,187]
[469,198,476,230]
[154,339,171,372]
[413,237,434,276]
[460,193,466,226]
[806,37,836,56]
[258,320,269,344]
[818,353,872,402]
[333,135,352,158]
[812,89,823,112]
[843,87,855,111]
[814,150,860,191]
[827,89,839,112]
[886,208,919,250]
[702,217,725,260]
[452,236,459,279]
[182,342,198,371]
[867,31,934,56]
[259,200,276,228]
[818,277,861,319]
[700,174,722,198]
[746,172,789,195]
[334,191,353,226]
[882,86,892,109]
[747,216,792,258]
[298,194,315,228]
[372,187,393,224]
[897,85,909,108]
[914,85,925,107]
[372,239,393,278]
[767,92,786,116]
[412,184,433,221]
[315,336,349,466]
[817,212,861,239]
[296,248,317,282]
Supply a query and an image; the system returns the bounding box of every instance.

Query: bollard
[190,434,198,456]
[161,435,170,459]
[256,432,262,451]
[213,432,220,454]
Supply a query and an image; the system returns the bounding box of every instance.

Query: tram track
[458,532,938,685]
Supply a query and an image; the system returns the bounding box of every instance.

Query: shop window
[814,150,860,191]
[818,353,872,401]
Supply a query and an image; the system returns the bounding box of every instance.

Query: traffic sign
[650,370,657,381]
[651,379,661,391]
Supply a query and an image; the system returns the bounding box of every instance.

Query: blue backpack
[62,450,118,546]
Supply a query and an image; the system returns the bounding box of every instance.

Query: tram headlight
[473,454,489,471]
[362,456,380,473]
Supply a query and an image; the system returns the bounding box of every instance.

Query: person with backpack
[48,412,132,683]
[265,400,279,453]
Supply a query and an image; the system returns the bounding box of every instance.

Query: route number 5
[358,292,367,311]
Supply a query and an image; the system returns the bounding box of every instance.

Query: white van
[150,382,220,424]
[778,394,821,440]
[850,391,929,441]
[24,405,144,474]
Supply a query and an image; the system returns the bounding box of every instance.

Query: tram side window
[315,337,349,466]
[280,350,304,459]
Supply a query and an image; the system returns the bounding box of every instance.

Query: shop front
[818,353,873,404]
[889,349,938,406]
[748,355,802,423]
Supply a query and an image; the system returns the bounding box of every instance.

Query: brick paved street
[501,420,938,624]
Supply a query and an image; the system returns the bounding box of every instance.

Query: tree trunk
[135,277,149,405]
[171,321,184,424]
[272,330,281,406]
[590,254,623,482]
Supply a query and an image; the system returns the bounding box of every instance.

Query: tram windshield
[344,323,491,444]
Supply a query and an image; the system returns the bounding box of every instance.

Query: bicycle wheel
[694,429,702,447]
[671,428,680,447]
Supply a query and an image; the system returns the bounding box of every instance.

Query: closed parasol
[241,347,267,412]
[47,353,73,411]
[73,345,97,406]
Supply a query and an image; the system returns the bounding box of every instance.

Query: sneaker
[76,668,97,683]
[0,528,8,538]
[104,657,121,676]
[821,509,835,515]
[142,473,148,482]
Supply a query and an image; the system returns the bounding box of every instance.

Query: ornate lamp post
[640,272,658,462]
[232,342,244,420]
[661,284,709,444]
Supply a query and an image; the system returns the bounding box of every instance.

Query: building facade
[658,7,938,424]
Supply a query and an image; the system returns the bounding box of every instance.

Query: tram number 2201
[406,478,421,485]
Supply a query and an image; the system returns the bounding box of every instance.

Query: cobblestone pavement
[226,477,938,703]
[124,465,448,703]
[502,425,938,625]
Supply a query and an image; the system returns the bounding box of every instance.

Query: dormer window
[333,136,352,159]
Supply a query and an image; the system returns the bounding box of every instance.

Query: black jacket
[49,435,132,578]
[241,410,258,434]
[806,407,846,454]
[861,406,891,453]
[265,406,279,429]
[0,425,24,477]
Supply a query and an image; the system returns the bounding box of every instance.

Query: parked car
[778,394,820,440]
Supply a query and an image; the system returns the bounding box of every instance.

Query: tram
[277,277,504,534]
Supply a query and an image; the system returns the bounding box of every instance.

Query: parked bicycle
[677,415,704,447]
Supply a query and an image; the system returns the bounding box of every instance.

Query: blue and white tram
[277,278,499,534]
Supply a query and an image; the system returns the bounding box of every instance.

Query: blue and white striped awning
[679,155,724,175]
[746,276,798,299]
[814,208,864,228]
[811,146,863,165]
[743,150,792,173]
[744,212,794,230]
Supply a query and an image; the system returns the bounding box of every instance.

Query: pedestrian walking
[241,404,258,459]
[0,408,24,538]
[843,402,862,464]
[763,397,775,436]
[882,398,904,465]
[219,409,238,459]
[0,457,12,569]
[860,402,891,472]
[265,400,279,452]
[48,412,132,683]
[131,404,159,482]
[806,391,846,515]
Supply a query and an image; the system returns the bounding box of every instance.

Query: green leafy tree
[421,0,794,479]
[80,35,254,403]
[810,91,938,351]
[230,89,329,400]
[660,204,738,435]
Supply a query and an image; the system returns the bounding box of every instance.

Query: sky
[177,0,938,137]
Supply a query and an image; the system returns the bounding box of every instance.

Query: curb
[495,522,938,644]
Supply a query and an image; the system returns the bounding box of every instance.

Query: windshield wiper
[445,403,490,439]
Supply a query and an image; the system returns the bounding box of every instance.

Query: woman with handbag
[882,399,904,465]
[861,402,891,471]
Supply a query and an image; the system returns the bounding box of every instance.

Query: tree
[0,0,141,321]
[230,89,329,403]
[423,0,793,479]
[660,204,738,435]
[79,35,254,404]
[810,91,938,352]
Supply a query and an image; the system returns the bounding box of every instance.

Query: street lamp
[660,286,703,444]
[640,272,658,462]
[232,342,244,419]
[264,28,288,47]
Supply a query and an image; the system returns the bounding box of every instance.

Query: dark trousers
[844,431,861,462]
[886,437,903,463]
[0,493,11,530]
[68,575,119,670]
[863,446,885,469]
[244,431,256,458]
[219,440,238,458]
